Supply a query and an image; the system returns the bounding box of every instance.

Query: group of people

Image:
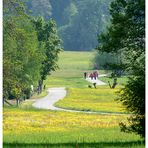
[84,71,99,80]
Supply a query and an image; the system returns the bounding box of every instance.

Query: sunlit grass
[57,51,94,70]
[3,108,144,148]
[45,76,90,88]
[55,86,127,113]
[3,108,127,134]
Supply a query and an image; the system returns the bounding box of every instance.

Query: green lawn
[55,51,94,70]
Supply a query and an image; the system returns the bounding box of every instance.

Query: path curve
[32,87,128,115]
[32,87,66,110]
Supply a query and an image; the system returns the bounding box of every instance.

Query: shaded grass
[3,141,145,148]
[3,128,144,148]
[31,89,48,99]
[99,76,128,86]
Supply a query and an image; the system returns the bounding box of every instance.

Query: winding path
[32,85,127,115]
[32,87,67,110]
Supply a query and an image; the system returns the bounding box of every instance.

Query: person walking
[84,72,87,79]
[89,73,93,80]
[93,72,96,80]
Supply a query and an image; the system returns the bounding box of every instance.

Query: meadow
[3,51,145,147]
[55,87,127,113]
[3,107,144,148]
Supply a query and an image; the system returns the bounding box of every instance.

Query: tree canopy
[24,0,112,51]
[97,0,145,138]
[3,0,62,104]
[33,17,62,92]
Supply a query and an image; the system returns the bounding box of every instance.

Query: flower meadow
[4,108,128,134]
[3,108,144,147]
[55,87,126,113]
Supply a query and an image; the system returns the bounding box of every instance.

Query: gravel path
[32,87,127,115]
[32,87,66,110]
[85,74,107,85]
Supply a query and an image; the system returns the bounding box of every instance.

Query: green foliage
[119,76,145,138]
[97,0,145,138]
[24,0,112,51]
[3,0,43,102]
[50,0,72,25]
[93,51,122,70]
[59,0,111,50]
[25,0,52,20]
[33,17,62,82]
[3,0,62,103]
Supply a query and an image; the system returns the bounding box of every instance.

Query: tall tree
[97,0,145,138]
[33,17,62,93]
[3,0,43,105]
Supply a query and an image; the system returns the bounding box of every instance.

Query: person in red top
[89,73,93,80]
[93,72,96,80]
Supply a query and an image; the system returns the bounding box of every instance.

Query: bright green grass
[4,130,144,148]
[50,51,107,78]
[3,108,144,148]
[56,51,94,70]
[45,76,90,88]
[55,86,127,113]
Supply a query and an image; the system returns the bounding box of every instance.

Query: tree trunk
[38,80,43,94]
[16,99,19,106]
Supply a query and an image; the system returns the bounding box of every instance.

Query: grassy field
[99,76,129,86]
[55,87,127,113]
[3,51,144,147]
[3,108,144,148]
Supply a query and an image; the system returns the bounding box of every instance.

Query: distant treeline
[24,0,112,51]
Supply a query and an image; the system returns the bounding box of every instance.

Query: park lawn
[3,108,144,148]
[45,76,90,88]
[49,50,107,78]
[56,51,94,71]
[54,86,127,113]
